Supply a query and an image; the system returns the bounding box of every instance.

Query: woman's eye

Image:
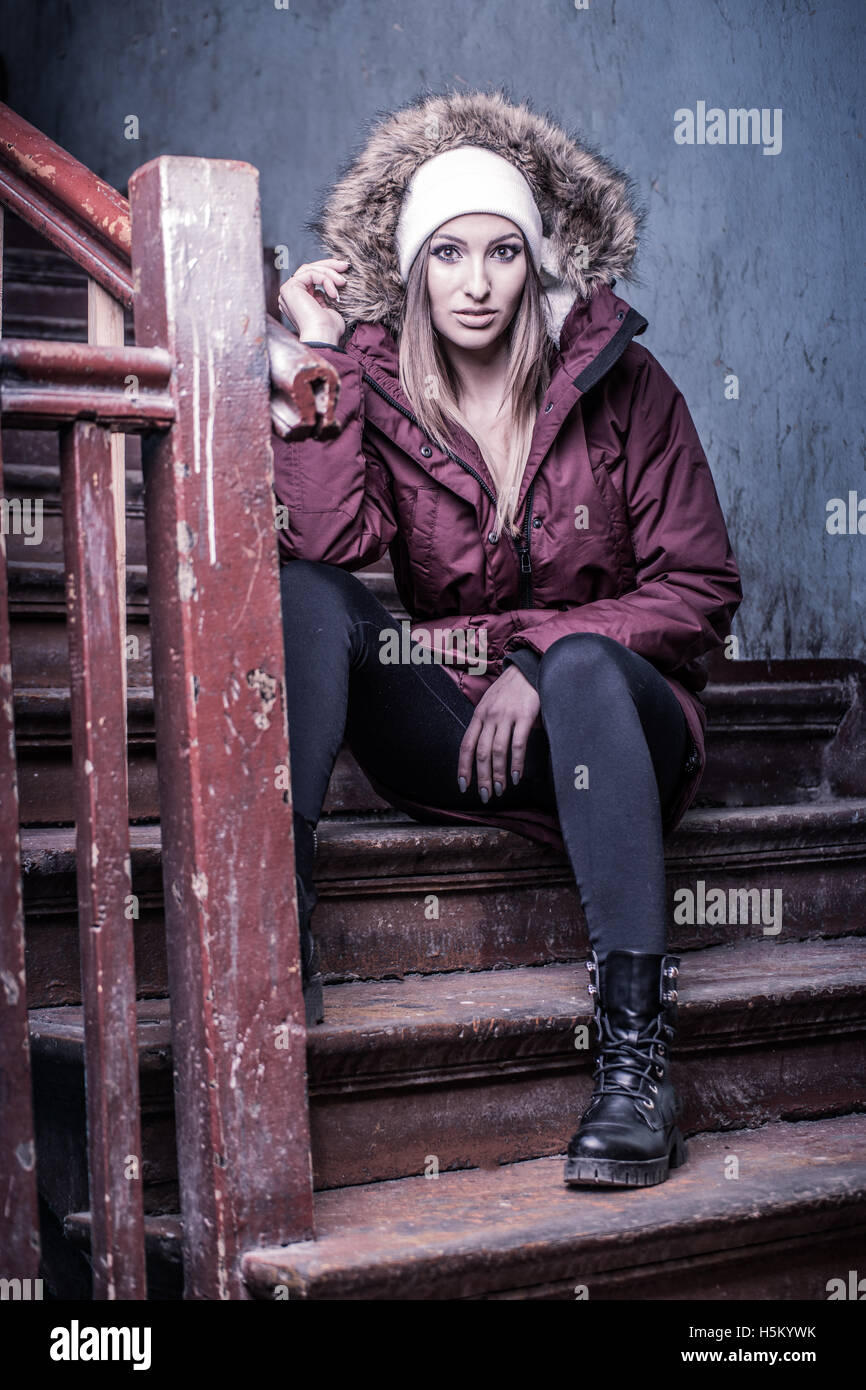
[432,244,521,262]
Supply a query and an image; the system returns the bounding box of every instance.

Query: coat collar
[556,281,648,383]
[346,282,648,515]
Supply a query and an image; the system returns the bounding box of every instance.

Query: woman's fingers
[292,258,349,276]
[458,669,540,800]
[457,715,483,794]
[459,713,508,801]
[470,713,533,796]
[281,271,341,305]
[508,716,534,786]
[279,261,349,310]
[286,260,349,290]
[312,279,341,303]
[473,720,497,803]
[490,721,513,797]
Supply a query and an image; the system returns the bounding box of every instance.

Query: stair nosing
[28,938,866,1088]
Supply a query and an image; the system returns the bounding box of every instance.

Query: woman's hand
[278,257,349,343]
[458,664,541,801]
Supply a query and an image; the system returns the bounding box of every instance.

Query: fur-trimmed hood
[307,88,647,342]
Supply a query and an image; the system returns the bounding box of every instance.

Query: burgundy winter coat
[271,280,743,850]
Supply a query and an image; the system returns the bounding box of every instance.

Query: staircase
[6,208,866,1300]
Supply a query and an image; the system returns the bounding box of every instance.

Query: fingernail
[512,770,520,785]
[458,776,467,793]
[479,787,489,804]
[494,781,503,797]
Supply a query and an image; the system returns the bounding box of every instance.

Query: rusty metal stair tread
[63,1114,866,1298]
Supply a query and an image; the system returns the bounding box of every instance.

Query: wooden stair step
[243,1113,866,1300]
[63,1114,866,1299]
[19,800,866,1007]
[11,691,385,824]
[8,561,149,611]
[310,800,866,973]
[29,937,866,1192]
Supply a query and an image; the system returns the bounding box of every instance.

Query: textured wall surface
[2,0,863,658]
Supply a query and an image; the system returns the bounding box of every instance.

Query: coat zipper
[362,370,535,609]
[518,479,535,609]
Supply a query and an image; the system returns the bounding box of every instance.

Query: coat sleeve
[503,351,743,671]
[271,343,399,569]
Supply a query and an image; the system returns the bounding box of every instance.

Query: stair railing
[0,102,336,1298]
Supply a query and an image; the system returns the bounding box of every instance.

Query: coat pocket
[404,485,442,611]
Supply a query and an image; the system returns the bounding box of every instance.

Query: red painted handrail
[0,339,175,427]
[0,103,324,1299]
[0,102,132,304]
[0,101,339,433]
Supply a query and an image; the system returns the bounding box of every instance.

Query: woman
[272,89,743,1189]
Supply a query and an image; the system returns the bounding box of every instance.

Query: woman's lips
[453,309,497,326]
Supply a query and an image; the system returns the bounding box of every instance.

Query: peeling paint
[205,344,217,566]
[246,668,278,731]
[192,870,209,901]
[178,515,197,604]
[15,1140,35,1172]
[1,968,20,1006]
[191,320,202,478]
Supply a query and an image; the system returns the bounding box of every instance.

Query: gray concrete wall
[2,0,863,659]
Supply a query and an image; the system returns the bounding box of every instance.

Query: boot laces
[591,1012,667,1105]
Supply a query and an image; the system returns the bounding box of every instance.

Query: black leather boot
[294,811,324,1026]
[563,948,686,1187]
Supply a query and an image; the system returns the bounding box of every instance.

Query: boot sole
[563,1128,687,1188]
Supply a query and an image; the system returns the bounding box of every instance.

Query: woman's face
[425,212,528,349]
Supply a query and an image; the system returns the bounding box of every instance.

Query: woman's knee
[537,632,635,703]
[279,557,366,617]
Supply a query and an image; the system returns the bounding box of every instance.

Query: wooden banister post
[87,281,127,711]
[59,418,146,1300]
[0,205,41,1284]
[128,156,314,1300]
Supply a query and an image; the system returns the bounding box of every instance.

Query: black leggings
[280,559,690,960]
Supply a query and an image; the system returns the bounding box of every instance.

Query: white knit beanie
[395,146,544,283]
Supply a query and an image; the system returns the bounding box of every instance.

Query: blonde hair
[396,232,552,540]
